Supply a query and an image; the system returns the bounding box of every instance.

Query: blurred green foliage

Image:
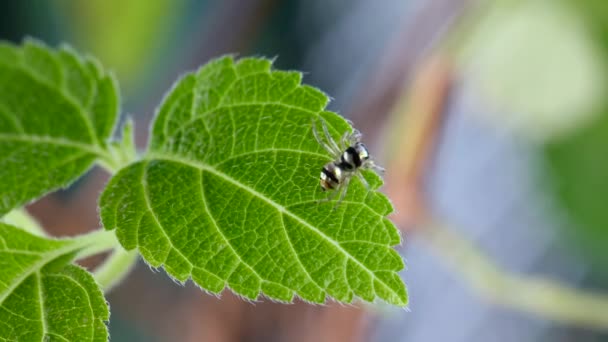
[543,0,608,273]
[456,0,605,141]
[456,0,608,271]
[544,112,608,272]
[54,0,187,88]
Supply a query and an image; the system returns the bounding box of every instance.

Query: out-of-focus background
[3,0,608,341]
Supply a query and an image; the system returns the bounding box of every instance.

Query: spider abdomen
[320,162,345,191]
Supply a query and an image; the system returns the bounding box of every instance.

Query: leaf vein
[0,303,33,323]
[172,102,318,138]
[11,64,100,146]
[36,272,48,342]
[229,108,236,157]
[286,199,384,217]
[0,103,25,133]
[278,212,324,295]
[0,133,105,157]
[0,249,44,256]
[141,163,193,269]
[199,169,264,288]
[147,154,401,299]
[46,333,70,342]
[47,272,96,338]
[213,148,329,168]
[0,240,80,306]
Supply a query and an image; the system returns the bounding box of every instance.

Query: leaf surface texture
[101,57,407,305]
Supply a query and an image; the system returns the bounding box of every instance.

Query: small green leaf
[104,118,137,172]
[0,39,119,215]
[101,56,407,305]
[542,109,608,271]
[0,223,109,341]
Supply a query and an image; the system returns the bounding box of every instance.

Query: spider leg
[317,184,340,203]
[356,172,370,190]
[312,119,341,157]
[333,176,351,210]
[350,129,362,144]
[364,159,385,175]
[341,129,362,150]
[340,131,350,150]
[319,117,343,156]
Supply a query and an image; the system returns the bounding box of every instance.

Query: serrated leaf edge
[145,153,404,303]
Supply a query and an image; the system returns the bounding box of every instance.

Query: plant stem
[423,219,608,330]
[73,229,121,259]
[98,118,138,174]
[94,248,139,292]
[2,208,46,236]
[72,229,138,292]
[97,155,121,174]
[72,120,140,291]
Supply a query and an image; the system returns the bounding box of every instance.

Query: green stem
[73,229,121,259]
[98,118,138,174]
[2,208,46,236]
[65,228,135,294]
[72,229,138,291]
[93,248,139,292]
[423,219,608,331]
[97,153,121,174]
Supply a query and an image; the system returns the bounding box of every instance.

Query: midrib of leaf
[145,153,401,298]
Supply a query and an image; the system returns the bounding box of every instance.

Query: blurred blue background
[3,0,608,341]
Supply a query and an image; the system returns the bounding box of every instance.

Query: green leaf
[543,110,608,272]
[0,223,109,341]
[100,56,407,305]
[0,39,119,215]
